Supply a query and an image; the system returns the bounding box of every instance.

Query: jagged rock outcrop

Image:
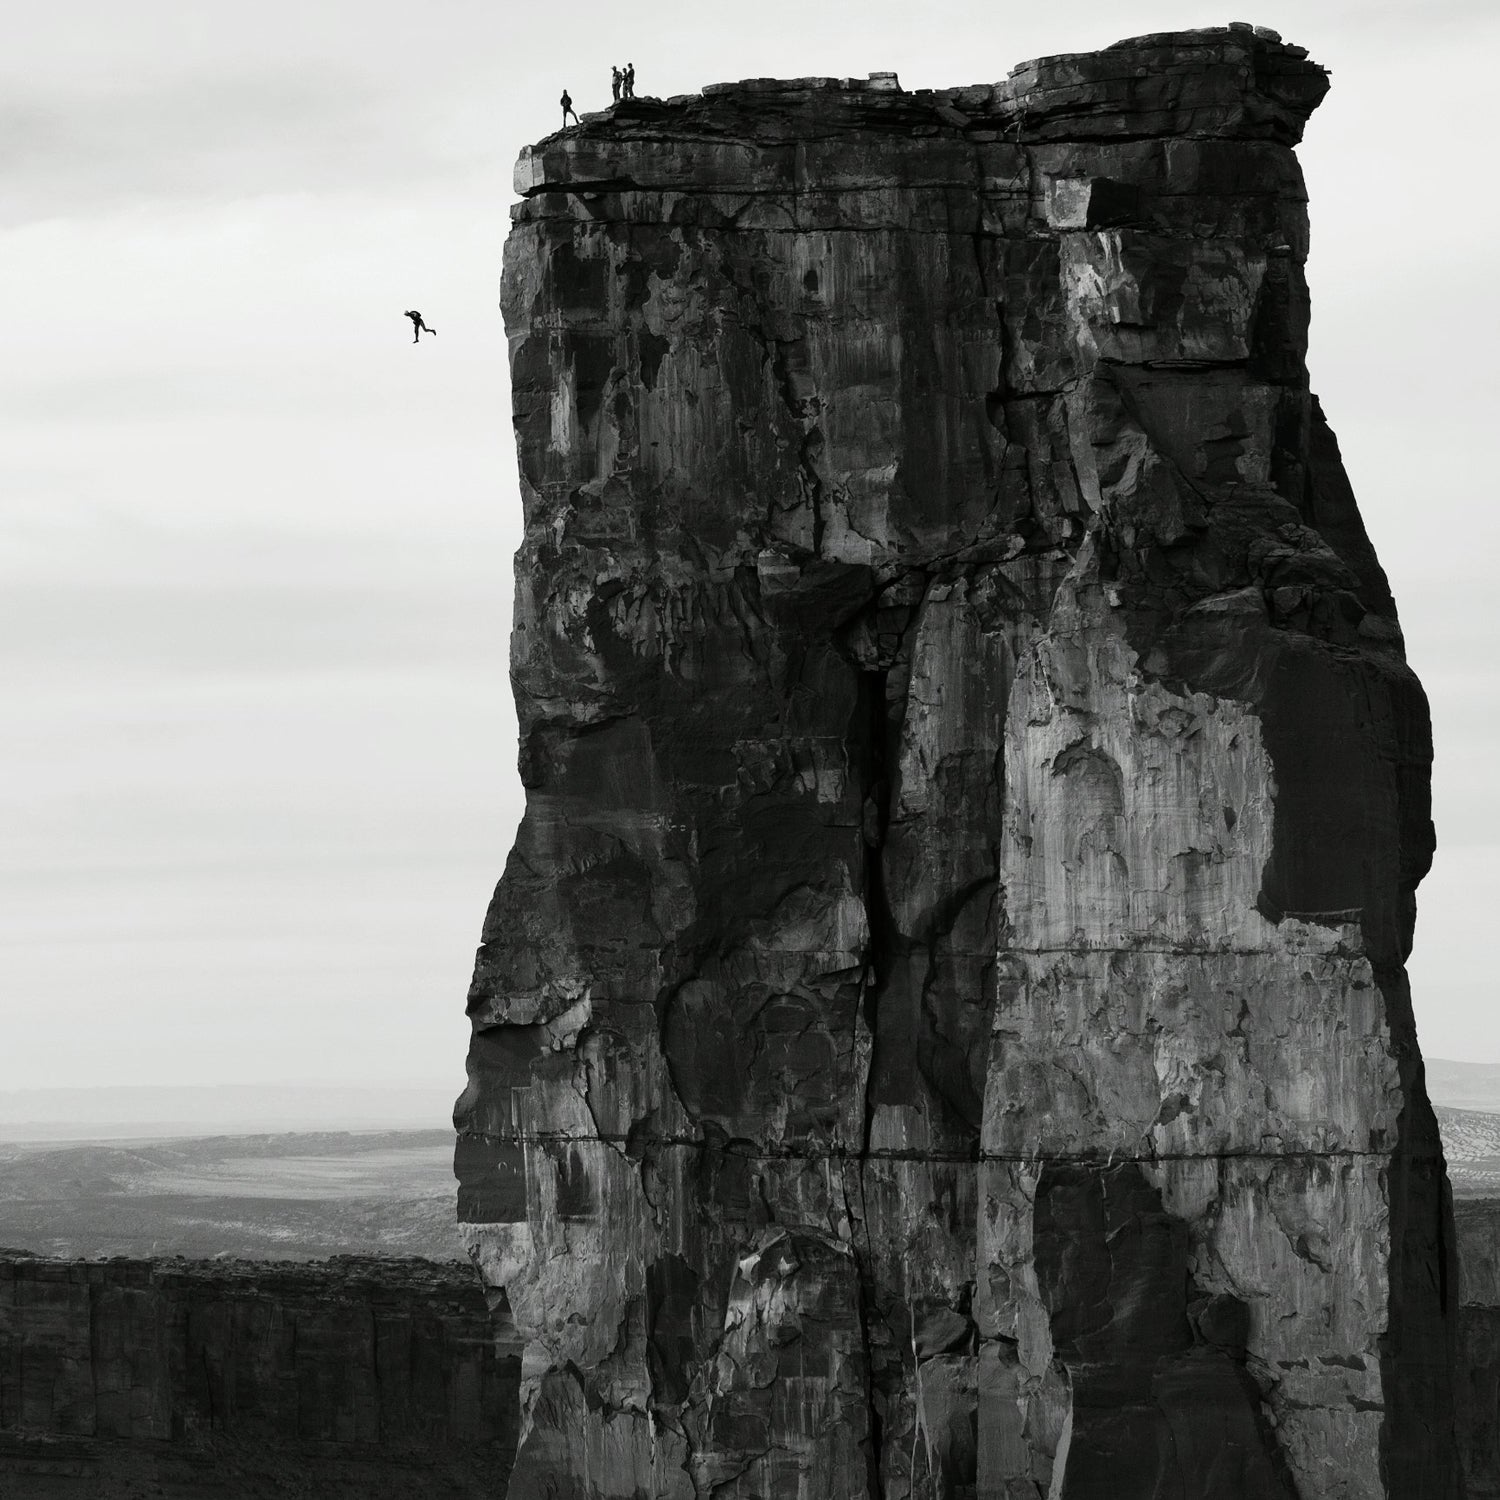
[0,1254,519,1498]
[1457,1202,1500,1497]
[456,25,1460,1497]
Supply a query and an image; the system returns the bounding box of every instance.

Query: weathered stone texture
[458,25,1461,1497]
[0,1254,519,1497]
[1458,1202,1500,1497]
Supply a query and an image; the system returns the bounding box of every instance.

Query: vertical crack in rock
[460,25,1463,1497]
[853,661,896,1137]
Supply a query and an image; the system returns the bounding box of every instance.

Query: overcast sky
[3,0,1495,1093]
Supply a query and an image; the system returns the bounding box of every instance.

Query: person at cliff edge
[561,89,579,127]
[404,310,435,343]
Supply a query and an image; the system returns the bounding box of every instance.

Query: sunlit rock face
[456,25,1461,1497]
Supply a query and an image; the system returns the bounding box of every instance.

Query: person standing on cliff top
[403,310,435,343]
[561,89,579,127]
[611,66,622,103]
[623,63,635,99]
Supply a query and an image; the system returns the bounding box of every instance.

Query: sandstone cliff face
[457,26,1459,1497]
[0,1255,518,1498]
[1457,1203,1500,1497]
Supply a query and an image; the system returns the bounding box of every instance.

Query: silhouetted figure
[623,64,635,99]
[404,310,435,343]
[561,89,579,127]
[611,66,622,103]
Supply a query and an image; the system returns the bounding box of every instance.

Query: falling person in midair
[404,310,436,343]
[561,89,579,127]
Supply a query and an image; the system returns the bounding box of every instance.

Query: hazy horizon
[0,1081,461,1143]
[5,0,1497,1090]
[7,1056,1500,1144]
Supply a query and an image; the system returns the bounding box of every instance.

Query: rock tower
[456,26,1461,1497]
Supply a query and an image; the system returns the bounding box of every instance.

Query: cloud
[3,0,1498,1089]
[0,64,491,225]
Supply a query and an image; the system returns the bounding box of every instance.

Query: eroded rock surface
[1457,1202,1500,1497]
[457,25,1460,1496]
[0,1254,519,1497]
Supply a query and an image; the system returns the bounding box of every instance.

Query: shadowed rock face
[457,25,1462,1497]
[1456,1202,1500,1498]
[0,1255,519,1497]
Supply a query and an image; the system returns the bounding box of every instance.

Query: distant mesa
[0,1253,522,1496]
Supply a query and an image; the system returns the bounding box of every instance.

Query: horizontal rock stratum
[0,1255,519,1497]
[456,25,1461,1498]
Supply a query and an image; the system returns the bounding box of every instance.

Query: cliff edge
[0,1255,519,1498]
[457,25,1460,1497]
